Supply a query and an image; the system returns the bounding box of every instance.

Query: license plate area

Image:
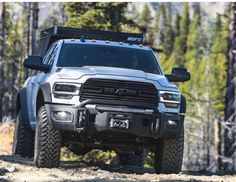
[110,118,129,129]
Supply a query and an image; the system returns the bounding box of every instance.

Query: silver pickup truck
[13,26,190,174]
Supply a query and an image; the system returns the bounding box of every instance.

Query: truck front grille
[80,78,158,105]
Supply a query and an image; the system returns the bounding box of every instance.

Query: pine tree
[181,2,203,119]
[209,14,228,171]
[174,13,181,37]
[139,3,152,32]
[164,3,174,59]
[128,4,139,24]
[65,2,134,32]
[164,3,190,71]
[152,3,166,48]
[178,2,190,66]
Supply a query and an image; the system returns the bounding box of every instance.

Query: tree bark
[224,2,236,172]
[31,2,39,55]
[24,2,31,79]
[0,2,5,122]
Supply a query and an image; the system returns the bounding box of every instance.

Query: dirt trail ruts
[0,155,235,182]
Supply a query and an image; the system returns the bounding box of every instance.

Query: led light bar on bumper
[53,83,81,99]
[159,91,181,108]
[96,105,154,114]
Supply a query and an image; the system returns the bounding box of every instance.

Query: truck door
[30,44,59,126]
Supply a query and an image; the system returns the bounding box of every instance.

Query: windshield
[57,44,161,75]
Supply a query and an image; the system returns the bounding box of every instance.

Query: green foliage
[60,147,116,165]
[65,2,138,32]
[139,4,152,32]
[153,4,166,48]
[174,13,181,37]
[1,2,231,170]
[181,2,203,103]
[178,2,190,66]
[152,3,174,59]
[154,2,228,126]
[208,15,228,115]
[128,4,139,24]
[163,3,174,59]
[155,3,190,69]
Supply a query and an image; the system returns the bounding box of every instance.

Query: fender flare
[38,83,53,128]
[38,83,52,103]
[16,88,31,128]
[180,95,186,114]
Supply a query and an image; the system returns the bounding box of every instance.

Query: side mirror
[165,67,191,82]
[24,56,50,73]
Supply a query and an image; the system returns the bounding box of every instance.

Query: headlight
[159,91,181,108]
[53,83,81,99]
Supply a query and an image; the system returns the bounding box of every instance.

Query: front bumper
[45,103,184,139]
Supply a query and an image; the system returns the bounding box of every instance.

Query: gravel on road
[0,155,236,182]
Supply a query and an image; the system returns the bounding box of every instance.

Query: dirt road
[0,155,235,182]
[1,122,236,182]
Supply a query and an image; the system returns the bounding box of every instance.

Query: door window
[43,44,56,65]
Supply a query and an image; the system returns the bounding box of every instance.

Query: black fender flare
[38,83,52,103]
[180,95,186,114]
[179,95,186,125]
[38,83,53,128]
[16,88,31,128]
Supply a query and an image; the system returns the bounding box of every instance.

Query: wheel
[34,106,61,168]
[118,148,147,167]
[154,130,184,174]
[12,110,34,158]
[67,144,91,156]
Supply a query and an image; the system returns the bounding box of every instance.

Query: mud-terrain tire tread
[118,149,147,167]
[34,106,61,168]
[154,130,184,174]
[12,111,34,158]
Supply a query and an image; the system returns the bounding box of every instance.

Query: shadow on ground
[0,155,234,182]
[0,155,227,175]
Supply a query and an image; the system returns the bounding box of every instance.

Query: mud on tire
[118,149,147,167]
[154,130,184,174]
[12,110,35,158]
[34,106,61,168]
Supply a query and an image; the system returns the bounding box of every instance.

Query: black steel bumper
[45,102,184,139]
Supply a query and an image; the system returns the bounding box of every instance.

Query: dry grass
[0,121,14,155]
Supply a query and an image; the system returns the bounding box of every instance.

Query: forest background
[0,2,236,173]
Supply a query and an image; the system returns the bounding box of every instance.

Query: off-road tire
[34,106,61,168]
[154,130,184,174]
[12,110,35,158]
[118,149,147,167]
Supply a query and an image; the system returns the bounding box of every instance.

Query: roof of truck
[62,39,150,51]
[35,26,147,57]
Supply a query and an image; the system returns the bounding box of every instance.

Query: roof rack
[40,26,145,44]
[35,26,146,57]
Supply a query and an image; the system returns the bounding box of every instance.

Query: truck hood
[56,66,176,88]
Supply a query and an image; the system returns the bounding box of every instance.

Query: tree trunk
[0,2,5,122]
[31,2,38,55]
[24,2,31,79]
[224,2,236,172]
